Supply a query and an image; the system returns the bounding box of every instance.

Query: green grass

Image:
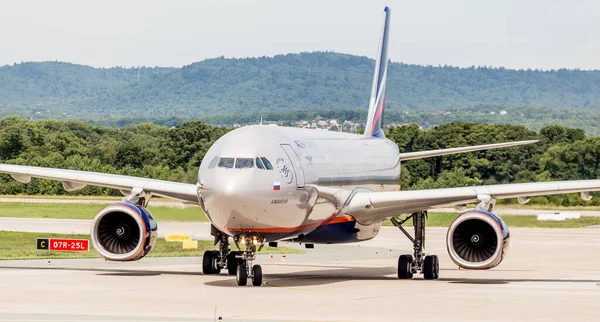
[0,202,208,222]
[0,231,301,260]
[382,212,600,228]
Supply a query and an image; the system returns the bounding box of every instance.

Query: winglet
[364,7,391,138]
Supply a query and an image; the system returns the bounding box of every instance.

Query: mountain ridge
[2,52,600,119]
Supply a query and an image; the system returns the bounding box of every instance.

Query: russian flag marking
[273,182,281,191]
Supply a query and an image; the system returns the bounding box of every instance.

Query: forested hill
[2,52,600,118]
[0,62,174,106]
[2,116,600,207]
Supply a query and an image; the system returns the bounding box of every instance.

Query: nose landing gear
[234,233,265,286]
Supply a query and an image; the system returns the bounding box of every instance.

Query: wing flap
[0,164,199,204]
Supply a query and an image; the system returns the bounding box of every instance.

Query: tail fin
[364,7,391,138]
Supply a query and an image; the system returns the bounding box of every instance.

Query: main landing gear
[390,211,439,280]
[201,225,265,286]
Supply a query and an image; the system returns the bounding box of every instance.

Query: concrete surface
[0,226,599,321]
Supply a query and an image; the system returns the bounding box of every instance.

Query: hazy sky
[1,0,598,70]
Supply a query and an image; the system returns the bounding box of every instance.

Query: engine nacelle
[90,203,158,261]
[446,210,510,270]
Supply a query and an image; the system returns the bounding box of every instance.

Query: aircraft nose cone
[200,171,256,223]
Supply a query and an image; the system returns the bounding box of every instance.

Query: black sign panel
[36,238,49,250]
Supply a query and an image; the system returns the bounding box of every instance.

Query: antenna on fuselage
[260,116,263,125]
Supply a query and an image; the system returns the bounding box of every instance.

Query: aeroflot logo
[275,157,293,184]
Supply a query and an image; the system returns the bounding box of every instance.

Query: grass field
[0,202,208,222]
[382,212,600,228]
[0,231,301,260]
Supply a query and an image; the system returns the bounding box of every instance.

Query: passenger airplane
[2,7,600,286]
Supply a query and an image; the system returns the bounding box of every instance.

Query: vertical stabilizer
[364,7,391,138]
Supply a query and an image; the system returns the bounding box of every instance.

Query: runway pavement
[0,223,599,321]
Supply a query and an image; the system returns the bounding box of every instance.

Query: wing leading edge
[341,180,600,225]
[0,164,199,204]
[397,140,539,161]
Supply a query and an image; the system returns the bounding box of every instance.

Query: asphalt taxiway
[0,226,599,321]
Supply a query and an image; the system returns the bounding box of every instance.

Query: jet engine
[90,203,158,261]
[446,210,510,270]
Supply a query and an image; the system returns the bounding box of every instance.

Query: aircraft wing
[397,140,539,161]
[339,180,600,225]
[0,164,199,204]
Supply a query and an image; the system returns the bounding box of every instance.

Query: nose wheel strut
[391,211,439,280]
[233,233,265,286]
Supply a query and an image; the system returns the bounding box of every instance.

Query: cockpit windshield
[213,157,272,170]
[235,158,254,169]
[260,157,273,170]
[208,156,219,169]
[218,157,234,169]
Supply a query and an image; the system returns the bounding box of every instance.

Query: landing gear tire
[236,262,248,286]
[391,211,440,280]
[423,255,439,280]
[227,251,242,275]
[397,254,414,279]
[202,250,220,275]
[252,265,263,286]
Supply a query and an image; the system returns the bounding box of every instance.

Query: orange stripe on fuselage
[227,215,355,234]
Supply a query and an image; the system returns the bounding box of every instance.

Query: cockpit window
[218,157,234,169]
[256,157,265,169]
[208,156,219,169]
[235,158,254,169]
[260,157,273,170]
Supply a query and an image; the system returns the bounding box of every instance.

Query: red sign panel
[48,238,89,252]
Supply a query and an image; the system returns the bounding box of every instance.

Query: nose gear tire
[252,265,263,286]
[236,263,248,286]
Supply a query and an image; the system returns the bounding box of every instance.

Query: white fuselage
[197,125,400,243]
